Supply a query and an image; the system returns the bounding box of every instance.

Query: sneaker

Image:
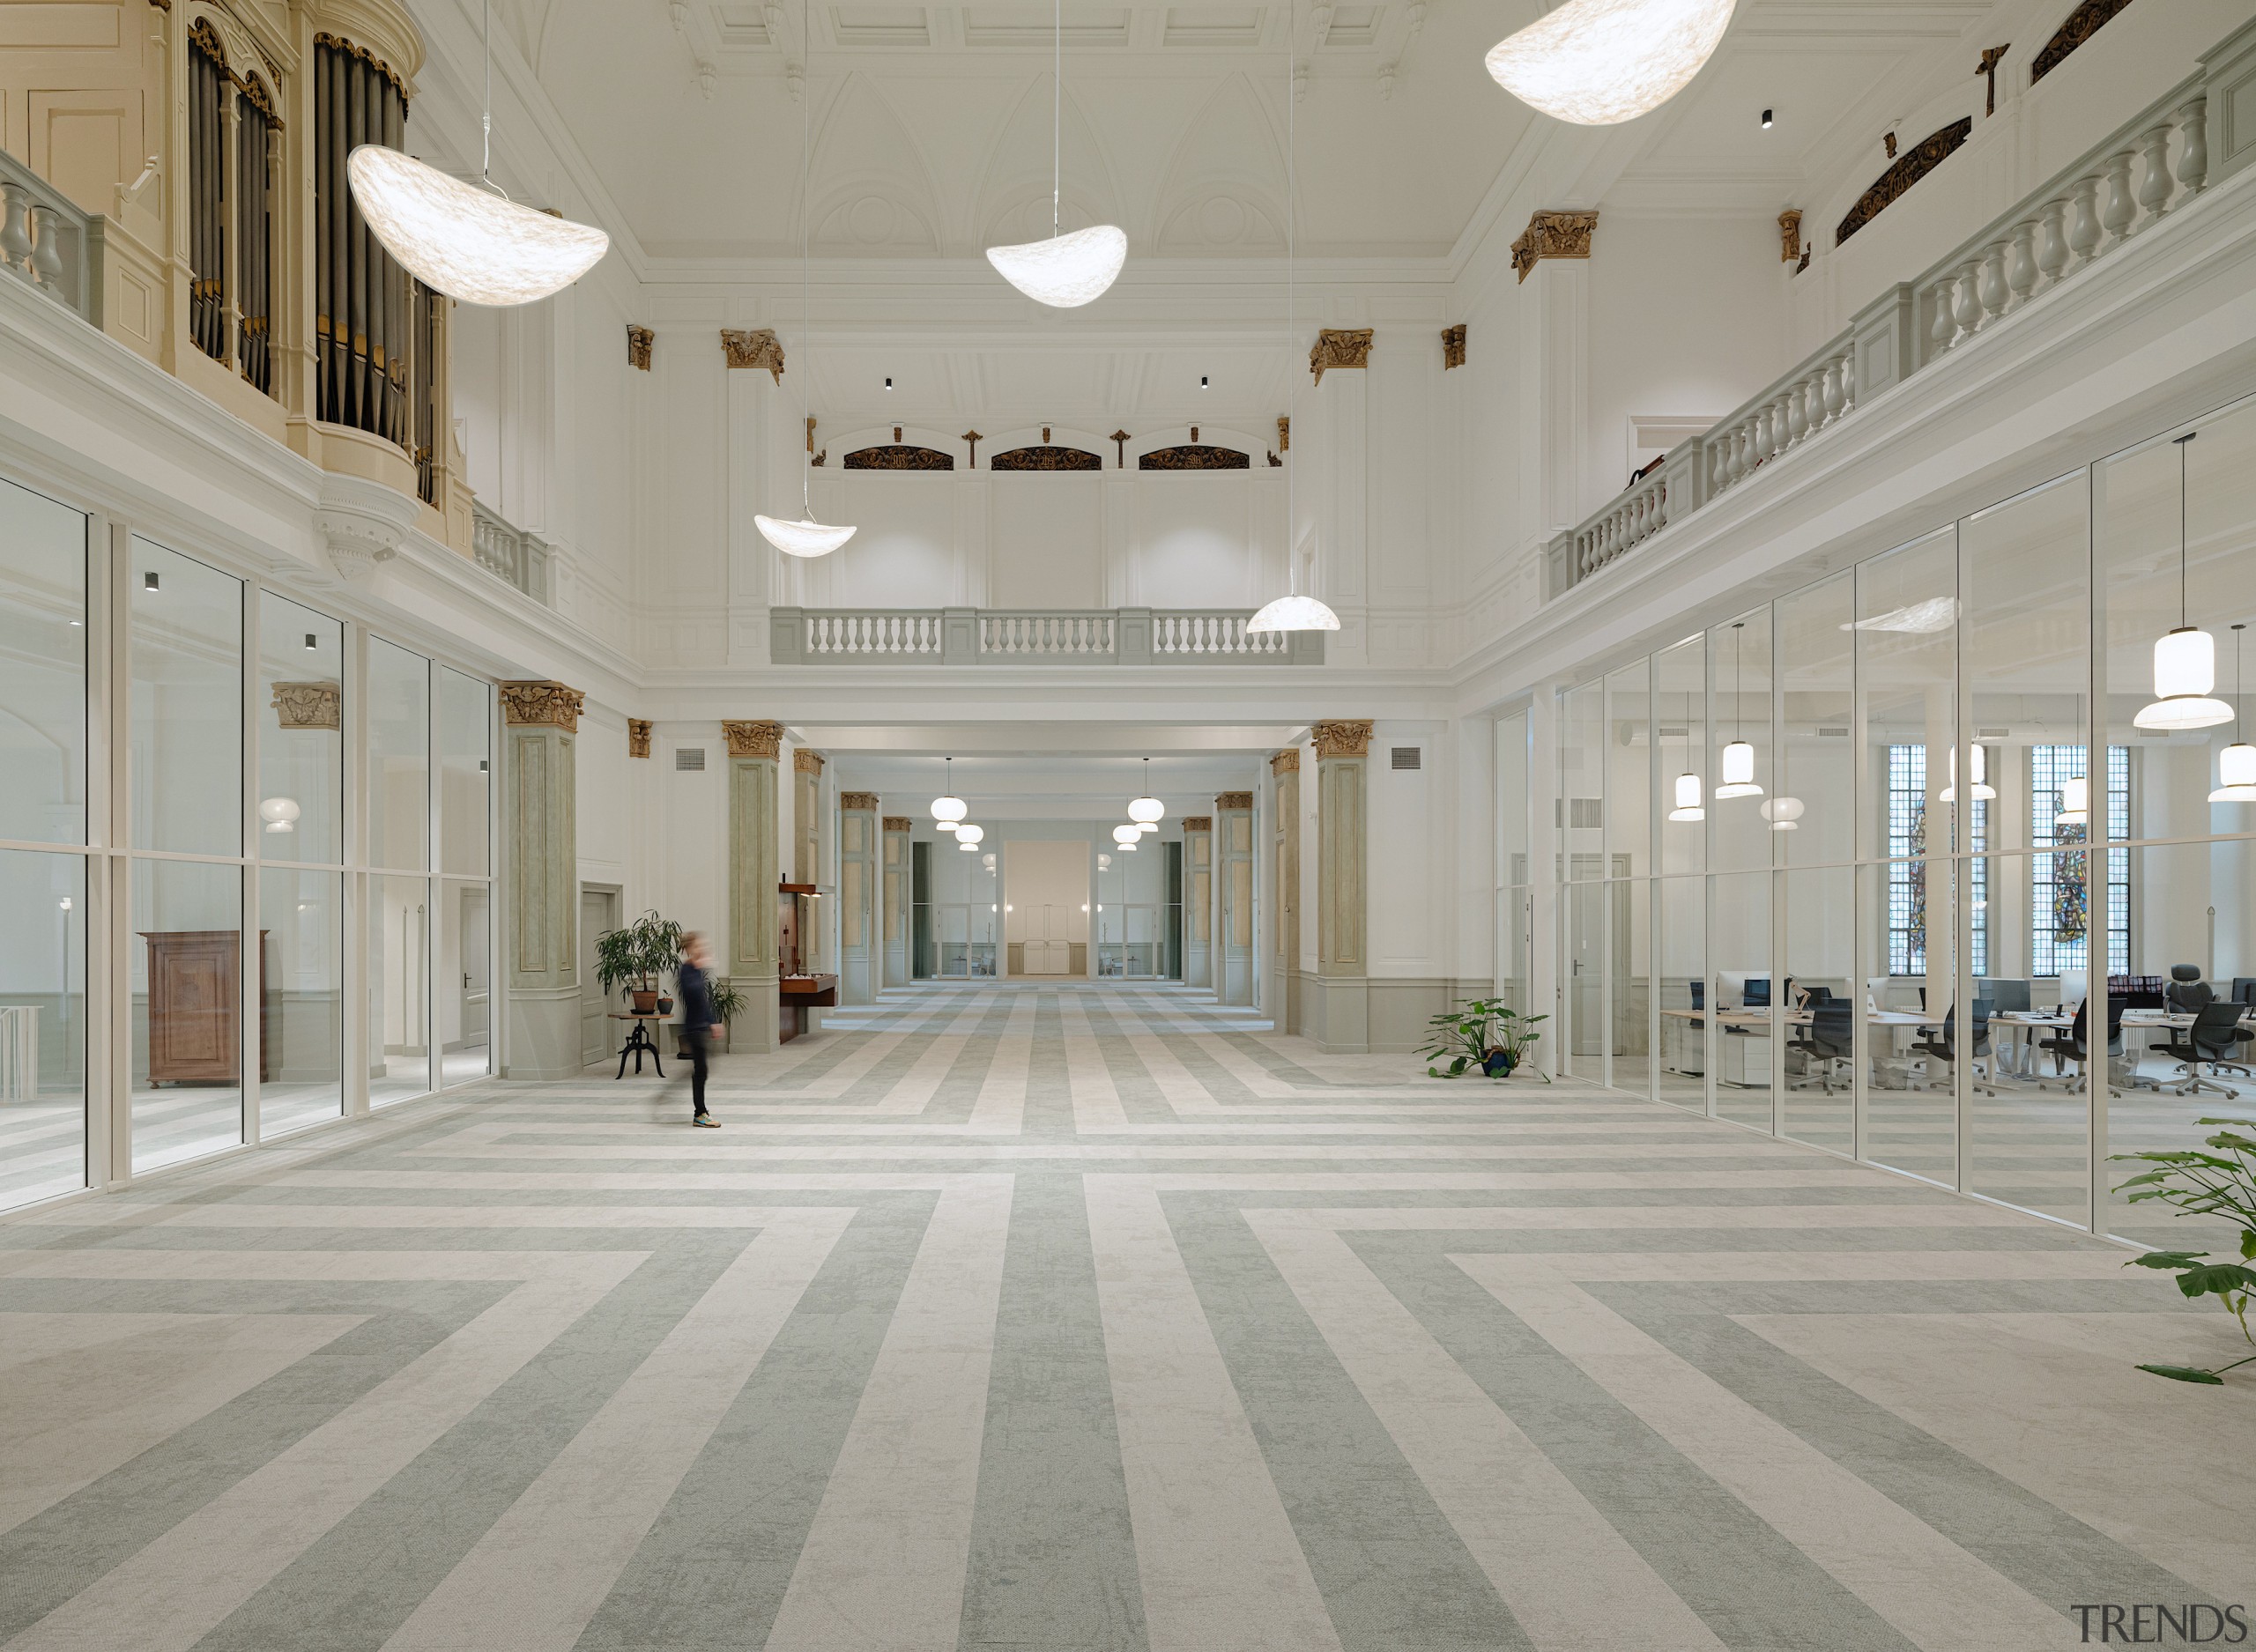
[693,1114,720,1129]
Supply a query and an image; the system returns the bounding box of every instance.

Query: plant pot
[631,989,659,1015]
[1481,1048,1518,1078]
[657,996,674,1015]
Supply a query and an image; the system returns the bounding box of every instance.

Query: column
[1214,791,1256,1006]
[1272,750,1302,1034]
[1314,719,1374,1053]
[839,791,879,1004]
[501,680,583,1079]
[724,720,783,1053]
[883,815,913,987]
[794,747,827,981]
[1182,815,1213,989]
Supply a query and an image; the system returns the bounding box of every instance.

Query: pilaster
[838,791,879,1004]
[725,720,783,1052]
[882,816,913,988]
[794,746,826,974]
[500,680,583,1079]
[1182,816,1213,989]
[1314,718,1373,1053]
[1214,791,1256,1006]
[1271,750,1302,1035]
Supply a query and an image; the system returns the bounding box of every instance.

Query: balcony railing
[770,605,1323,665]
[1548,20,2246,598]
[471,501,550,604]
[0,146,102,327]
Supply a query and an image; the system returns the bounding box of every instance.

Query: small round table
[609,1012,668,1078]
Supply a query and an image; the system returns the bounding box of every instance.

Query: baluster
[2135,122,2174,224]
[1708,438,1727,496]
[1948,261,1980,340]
[1927,278,1956,357]
[26,207,63,291]
[2067,174,2104,267]
[0,182,31,276]
[1785,381,1809,448]
[2101,150,2137,247]
[2006,219,2039,311]
[2037,198,2070,292]
[1977,241,2010,326]
[2178,95,2209,196]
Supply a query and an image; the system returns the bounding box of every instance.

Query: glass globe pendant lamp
[1667,770,1704,823]
[957,822,984,853]
[2138,433,2230,730]
[1486,0,1737,126]
[931,759,968,827]
[1761,796,1802,832]
[985,0,1126,306]
[1111,823,1142,851]
[1128,759,1165,826]
[258,796,301,834]
[347,0,608,304]
[2212,625,2256,803]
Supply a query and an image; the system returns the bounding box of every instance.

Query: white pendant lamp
[258,796,301,834]
[1248,1,1340,637]
[957,822,984,853]
[1111,823,1142,851]
[2137,432,2228,730]
[1712,619,1763,799]
[931,758,968,827]
[347,0,608,304]
[2055,774,2089,828]
[1937,744,1995,804]
[2212,624,2256,803]
[759,0,856,559]
[1761,796,1802,832]
[1667,770,1704,823]
[1128,759,1165,826]
[984,0,1125,306]
[1485,0,1737,127]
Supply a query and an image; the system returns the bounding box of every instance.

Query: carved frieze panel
[991,445,1102,471]
[843,445,954,470]
[723,719,784,759]
[840,791,879,811]
[500,680,584,731]
[270,680,341,730]
[721,327,785,380]
[1510,211,1596,282]
[2031,0,2132,83]
[1309,329,1372,384]
[1311,719,1375,759]
[883,816,914,833]
[1215,791,1254,811]
[1837,118,1972,245]
[1139,445,1250,470]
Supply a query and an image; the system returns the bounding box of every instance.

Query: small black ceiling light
[884,376,894,389]
[1760,107,1774,129]
[143,571,159,591]
[1200,374,1210,389]
[304,632,319,650]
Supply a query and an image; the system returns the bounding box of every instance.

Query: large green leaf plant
[2112,1117,2256,1384]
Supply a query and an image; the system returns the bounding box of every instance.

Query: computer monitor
[1978,978,2031,1013]
[1742,977,1770,1008]
[2236,978,2256,1005]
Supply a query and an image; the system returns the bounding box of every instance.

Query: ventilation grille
[675,747,706,771]
[1391,746,1421,770]
[1817,727,1849,737]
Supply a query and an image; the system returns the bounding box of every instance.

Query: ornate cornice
[1311,718,1374,759]
[883,816,914,833]
[1271,748,1301,774]
[270,680,341,731]
[1777,210,1802,264]
[723,719,783,759]
[1511,211,1597,283]
[840,790,879,811]
[500,680,583,732]
[627,718,652,758]
[794,749,826,774]
[1309,329,1373,385]
[1215,791,1254,811]
[721,327,784,381]
[1441,324,1466,370]
[1180,815,1213,833]
[627,325,653,371]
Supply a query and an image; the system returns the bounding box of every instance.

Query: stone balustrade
[0,148,100,326]
[771,605,1323,665]
[471,501,552,604]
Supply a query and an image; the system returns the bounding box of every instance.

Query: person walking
[677,932,721,1128]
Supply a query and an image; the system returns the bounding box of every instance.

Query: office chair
[2165,964,2214,1014]
[1913,1000,1996,1096]
[2037,997,2121,1092]
[1788,1001,1855,1094]
[2159,1001,2248,1098]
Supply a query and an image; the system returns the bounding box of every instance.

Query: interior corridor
[1,982,2248,1652]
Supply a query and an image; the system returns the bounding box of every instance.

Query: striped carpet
[0,982,2249,1652]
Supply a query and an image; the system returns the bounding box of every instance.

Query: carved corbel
[627,718,653,758]
[499,681,585,731]
[1309,329,1373,385]
[627,325,654,370]
[1510,211,1597,283]
[1441,323,1466,368]
[1778,210,1802,263]
[722,720,784,759]
[722,327,785,380]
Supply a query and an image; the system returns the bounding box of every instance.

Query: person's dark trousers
[684,1025,710,1116]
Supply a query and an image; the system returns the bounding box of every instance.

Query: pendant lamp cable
[801,0,815,519]
[2237,625,2247,743]
[2175,431,2195,629]
[1052,0,1061,241]
[1283,0,1296,597]
[481,0,493,181]
[1731,620,1743,743]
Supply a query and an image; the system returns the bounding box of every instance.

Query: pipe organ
[184,18,280,396]
[314,34,414,454]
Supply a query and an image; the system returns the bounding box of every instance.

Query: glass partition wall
[1524,393,2256,1243]
[0,480,495,1215]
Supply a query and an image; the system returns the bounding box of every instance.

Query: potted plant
[1420,996,1549,1081]
[594,910,686,1015]
[2111,1117,2256,1384]
[708,976,746,1048]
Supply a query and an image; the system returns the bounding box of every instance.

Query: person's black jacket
[677,960,716,1031]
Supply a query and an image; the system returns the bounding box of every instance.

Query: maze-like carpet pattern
[1,982,2250,1652]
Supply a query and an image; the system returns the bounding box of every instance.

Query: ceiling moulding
[721,327,785,380]
[1510,210,1596,283]
[1835,117,1972,246]
[1309,328,1372,385]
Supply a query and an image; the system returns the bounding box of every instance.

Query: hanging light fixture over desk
[2135,432,2228,730]
[2212,624,2256,802]
[1713,620,1762,799]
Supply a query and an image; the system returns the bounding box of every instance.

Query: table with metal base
[610,1012,668,1078]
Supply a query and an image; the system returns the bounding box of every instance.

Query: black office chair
[2165,964,2214,1014]
[1913,1000,1996,1095]
[2159,1001,2248,1098]
[1801,985,1835,1007]
[1788,1001,1856,1094]
[2037,997,2127,1092]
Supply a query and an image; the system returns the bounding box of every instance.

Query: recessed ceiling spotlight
[304,632,319,649]
[885,376,894,389]
[1760,107,1774,129]
[143,571,160,592]
[1200,374,1209,389]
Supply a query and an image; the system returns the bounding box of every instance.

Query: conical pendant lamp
[1248,0,1339,637]
[2136,432,2227,730]
[758,0,856,558]
[985,0,1126,306]
[349,0,608,304]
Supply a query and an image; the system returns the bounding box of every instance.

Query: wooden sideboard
[141,930,268,1084]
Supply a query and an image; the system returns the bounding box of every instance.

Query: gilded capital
[1216,791,1254,811]
[1181,815,1213,833]
[723,719,784,759]
[883,815,914,833]
[840,790,879,811]
[1441,324,1466,369]
[1271,748,1301,774]
[1311,719,1375,759]
[627,718,652,759]
[795,749,826,774]
[721,327,785,381]
[270,680,341,731]
[499,680,584,731]
[1310,328,1373,385]
[1510,210,1597,282]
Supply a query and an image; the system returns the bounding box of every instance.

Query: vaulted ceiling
[456,0,2018,267]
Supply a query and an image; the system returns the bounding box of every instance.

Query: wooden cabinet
[777,882,836,1044]
[141,930,267,1084]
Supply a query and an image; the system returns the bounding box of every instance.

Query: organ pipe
[315,34,412,448]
